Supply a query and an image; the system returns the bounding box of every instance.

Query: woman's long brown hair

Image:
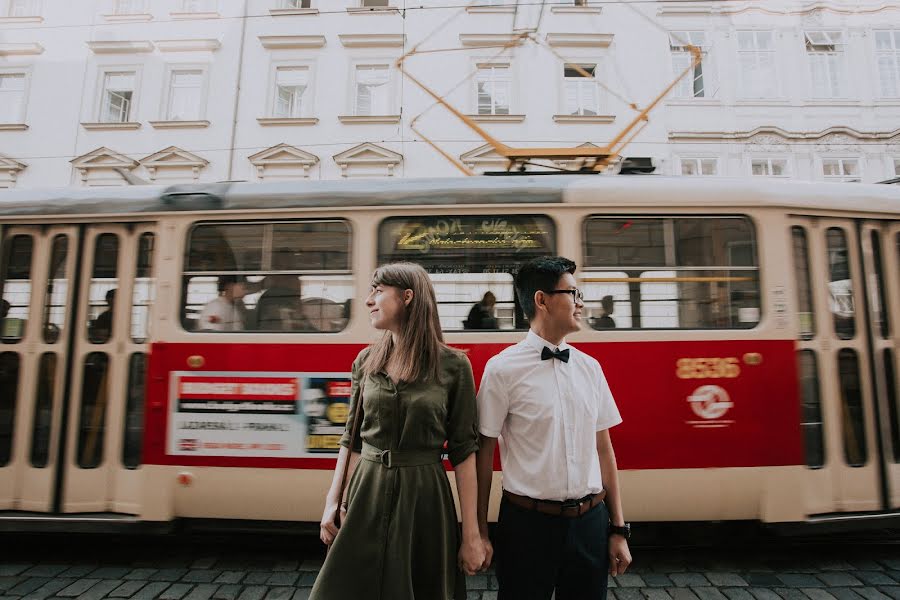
[361,262,452,383]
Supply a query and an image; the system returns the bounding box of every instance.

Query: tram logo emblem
[687,385,733,420]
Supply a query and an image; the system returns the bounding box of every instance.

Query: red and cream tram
[0,175,898,529]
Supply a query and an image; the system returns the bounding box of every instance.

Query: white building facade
[1,0,899,188]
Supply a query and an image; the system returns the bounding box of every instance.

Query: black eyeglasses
[544,288,584,302]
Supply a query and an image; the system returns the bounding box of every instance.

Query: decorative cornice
[71,147,138,169]
[87,40,153,54]
[269,8,318,16]
[0,16,43,24]
[0,43,44,56]
[338,115,401,124]
[249,143,319,166]
[668,126,900,142]
[140,146,208,168]
[460,143,509,166]
[0,155,26,171]
[346,6,400,14]
[553,114,616,124]
[550,6,602,14]
[657,1,900,17]
[154,39,221,52]
[466,114,526,123]
[545,33,614,48]
[81,122,142,131]
[102,13,153,22]
[259,35,326,50]
[338,34,405,48]
[256,117,319,126]
[169,11,221,20]
[459,33,523,47]
[0,124,29,131]
[333,142,403,176]
[149,120,211,129]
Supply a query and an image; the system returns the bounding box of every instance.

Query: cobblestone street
[2,531,900,600]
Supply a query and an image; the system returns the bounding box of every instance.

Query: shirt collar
[525,329,571,354]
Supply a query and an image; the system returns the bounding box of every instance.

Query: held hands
[458,534,487,576]
[319,501,346,547]
[608,536,632,576]
[479,534,494,572]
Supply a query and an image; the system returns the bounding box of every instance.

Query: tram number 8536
[676,357,741,380]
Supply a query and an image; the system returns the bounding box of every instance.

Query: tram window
[797,350,825,468]
[870,230,890,340]
[183,220,352,333]
[0,352,19,466]
[825,228,855,340]
[838,348,867,467]
[378,215,556,331]
[42,235,68,344]
[86,234,119,344]
[77,352,109,469]
[122,353,146,469]
[582,217,760,329]
[791,227,816,340]
[885,349,900,463]
[1,234,34,343]
[30,353,56,468]
[131,233,155,344]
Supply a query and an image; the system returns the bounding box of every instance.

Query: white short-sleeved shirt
[198,296,243,331]
[477,330,622,501]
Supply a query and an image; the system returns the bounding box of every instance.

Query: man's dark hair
[515,256,576,320]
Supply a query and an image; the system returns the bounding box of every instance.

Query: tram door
[0,224,156,514]
[791,217,899,514]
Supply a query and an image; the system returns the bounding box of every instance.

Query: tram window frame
[791,226,816,340]
[870,229,890,339]
[1,234,35,344]
[797,350,825,469]
[376,214,558,332]
[825,227,856,340]
[182,219,353,334]
[837,348,867,468]
[122,352,146,469]
[30,352,56,468]
[42,235,69,345]
[580,215,761,330]
[0,351,20,467]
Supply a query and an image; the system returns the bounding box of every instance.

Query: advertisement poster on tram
[168,372,351,458]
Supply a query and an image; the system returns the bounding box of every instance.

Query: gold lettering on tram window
[395,217,548,253]
[676,357,741,380]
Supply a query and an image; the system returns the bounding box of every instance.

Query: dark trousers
[496,496,610,600]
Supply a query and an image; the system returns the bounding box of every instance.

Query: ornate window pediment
[248,143,319,180]
[70,146,138,186]
[333,142,402,177]
[459,143,509,172]
[0,154,26,188]
[139,146,208,181]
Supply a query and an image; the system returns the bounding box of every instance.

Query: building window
[100,71,136,123]
[476,64,510,115]
[680,158,718,176]
[751,158,789,177]
[114,0,145,14]
[0,73,26,124]
[670,31,708,99]
[806,31,847,98]
[564,63,599,116]
[8,0,40,16]
[737,30,777,98]
[273,66,309,118]
[354,65,390,116]
[822,158,860,182]
[166,69,203,121]
[876,30,900,98]
[280,0,311,7]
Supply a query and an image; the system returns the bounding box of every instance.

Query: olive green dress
[309,347,479,600]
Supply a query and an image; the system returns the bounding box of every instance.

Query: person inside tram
[88,289,116,343]
[464,291,498,330]
[0,299,8,320]
[198,276,247,332]
[591,295,616,329]
[254,250,313,332]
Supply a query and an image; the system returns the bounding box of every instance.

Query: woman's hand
[458,534,486,576]
[479,533,494,571]
[319,501,345,546]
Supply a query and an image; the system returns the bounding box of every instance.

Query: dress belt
[361,442,441,468]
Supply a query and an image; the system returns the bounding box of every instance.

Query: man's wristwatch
[609,523,631,540]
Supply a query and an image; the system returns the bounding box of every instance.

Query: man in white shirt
[198,275,246,332]
[475,256,631,600]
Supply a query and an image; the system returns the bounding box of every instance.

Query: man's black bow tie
[541,346,570,363]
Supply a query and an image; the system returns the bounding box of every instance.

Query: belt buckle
[380,449,392,468]
[561,498,582,511]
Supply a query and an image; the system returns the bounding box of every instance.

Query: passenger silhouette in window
[198,276,247,332]
[89,289,116,343]
[464,291,498,330]
[255,250,313,332]
[592,295,616,329]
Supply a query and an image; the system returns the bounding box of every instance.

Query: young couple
[310,257,632,600]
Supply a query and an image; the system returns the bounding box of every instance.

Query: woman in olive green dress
[311,262,485,600]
